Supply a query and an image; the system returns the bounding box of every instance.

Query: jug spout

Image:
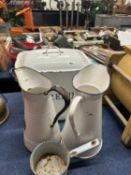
[73,64,110,95]
[14,66,53,94]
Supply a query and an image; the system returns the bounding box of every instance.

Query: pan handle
[69,139,100,158]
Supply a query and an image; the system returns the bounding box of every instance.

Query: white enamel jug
[61,64,110,158]
[14,67,70,152]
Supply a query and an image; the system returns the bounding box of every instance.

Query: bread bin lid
[15,48,91,72]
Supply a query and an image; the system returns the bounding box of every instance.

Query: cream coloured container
[15,48,91,119]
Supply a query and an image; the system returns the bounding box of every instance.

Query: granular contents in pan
[36,155,67,175]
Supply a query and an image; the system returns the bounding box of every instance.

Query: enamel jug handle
[69,96,83,137]
[49,85,70,128]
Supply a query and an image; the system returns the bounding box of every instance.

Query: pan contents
[36,155,67,175]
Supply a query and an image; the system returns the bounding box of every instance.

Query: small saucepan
[30,139,99,175]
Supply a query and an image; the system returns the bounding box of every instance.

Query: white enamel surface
[15,67,61,151]
[15,48,91,72]
[61,64,110,158]
[15,48,91,120]
[15,67,52,94]
[23,92,61,151]
[69,139,100,158]
[73,64,110,94]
